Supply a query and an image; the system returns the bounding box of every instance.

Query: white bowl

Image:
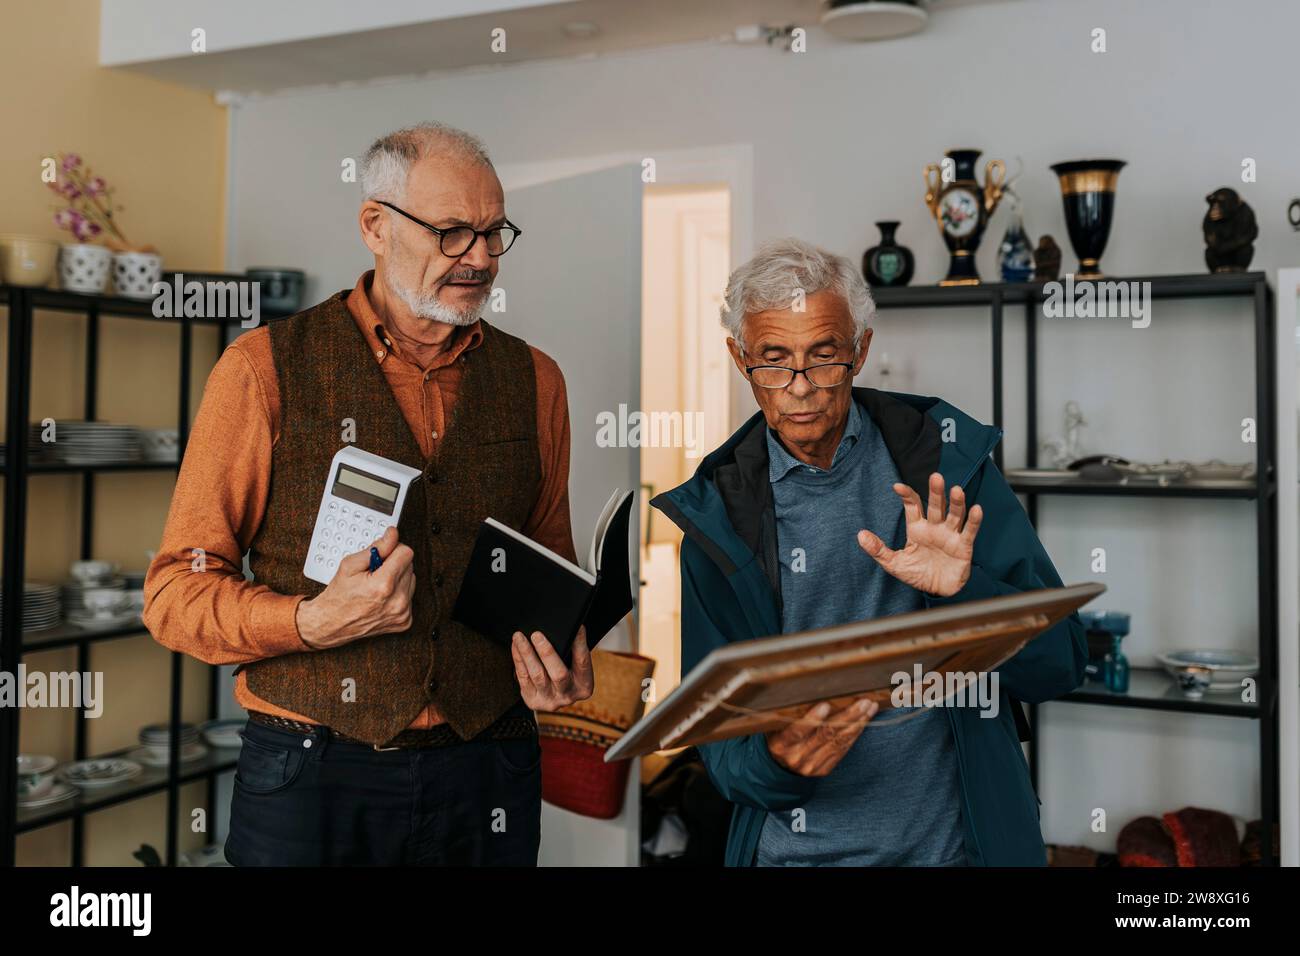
[70,559,117,583]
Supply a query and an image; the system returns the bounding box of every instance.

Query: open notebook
[451,490,635,663]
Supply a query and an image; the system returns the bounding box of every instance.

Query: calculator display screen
[332,464,400,515]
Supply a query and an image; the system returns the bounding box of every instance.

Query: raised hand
[857,472,982,598]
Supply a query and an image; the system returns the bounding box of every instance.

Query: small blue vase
[999,210,1034,282]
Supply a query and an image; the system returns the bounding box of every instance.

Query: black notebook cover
[451,492,635,663]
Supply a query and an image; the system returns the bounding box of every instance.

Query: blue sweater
[756,400,965,865]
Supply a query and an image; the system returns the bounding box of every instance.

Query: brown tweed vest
[242,291,541,746]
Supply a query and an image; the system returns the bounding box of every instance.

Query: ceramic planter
[58,243,113,293]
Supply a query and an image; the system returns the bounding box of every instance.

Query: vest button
[430,625,440,641]
[428,678,438,694]
[434,572,444,587]
[430,521,441,534]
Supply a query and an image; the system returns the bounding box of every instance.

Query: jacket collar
[652,387,1002,574]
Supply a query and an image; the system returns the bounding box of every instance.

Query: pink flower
[61,153,81,173]
[72,217,97,242]
[53,209,75,229]
[85,176,106,197]
[60,180,81,200]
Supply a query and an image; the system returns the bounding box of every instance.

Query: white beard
[389,273,489,326]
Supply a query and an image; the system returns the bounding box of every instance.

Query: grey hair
[720,237,875,352]
[359,121,494,204]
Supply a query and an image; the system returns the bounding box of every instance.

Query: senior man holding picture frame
[649,238,1088,867]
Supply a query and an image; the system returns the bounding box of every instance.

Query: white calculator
[304,447,423,584]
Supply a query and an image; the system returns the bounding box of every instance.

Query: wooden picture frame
[606,582,1104,761]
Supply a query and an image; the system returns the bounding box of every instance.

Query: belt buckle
[372,738,403,751]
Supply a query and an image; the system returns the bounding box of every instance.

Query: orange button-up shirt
[143,271,576,728]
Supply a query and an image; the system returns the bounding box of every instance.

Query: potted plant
[48,152,160,297]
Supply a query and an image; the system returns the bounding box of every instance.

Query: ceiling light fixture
[821,0,929,41]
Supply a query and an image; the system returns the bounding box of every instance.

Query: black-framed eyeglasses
[743,361,855,389]
[376,200,522,257]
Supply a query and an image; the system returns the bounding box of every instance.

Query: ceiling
[106,0,1008,98]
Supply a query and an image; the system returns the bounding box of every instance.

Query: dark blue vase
[862,221,914,287]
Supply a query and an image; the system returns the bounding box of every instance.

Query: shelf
[21,620,148,653]
[25,460,178,474]
[871,270,1266,309]
[1010,480,1258,499]
[2,282,295,325]
[1055,667,1260,717]
[15,744,240,833]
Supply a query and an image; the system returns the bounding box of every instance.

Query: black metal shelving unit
[1,278,281,866]
[872,270,1278,866]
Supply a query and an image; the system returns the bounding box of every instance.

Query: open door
[493,163,642,866]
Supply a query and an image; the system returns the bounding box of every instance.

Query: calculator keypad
[307,504,394,582]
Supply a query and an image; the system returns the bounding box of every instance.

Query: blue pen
[368,546,383,573]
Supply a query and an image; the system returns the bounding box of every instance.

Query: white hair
[720,237,875,352]
[359,121,494,204]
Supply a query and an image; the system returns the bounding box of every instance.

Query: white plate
[128,743,208,767]
[59,758,143,788]
[200,719,246,748]
[18,781,79,809]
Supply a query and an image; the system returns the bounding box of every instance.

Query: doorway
[638,183,731,706]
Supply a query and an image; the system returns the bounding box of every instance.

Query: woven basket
[538,650,655,819]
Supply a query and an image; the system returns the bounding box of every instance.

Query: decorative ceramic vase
[1050,159,1125,279]
[923,149,1006,286]
[111,251,163,299]
[58,243,113,293]
[862,221,914,287]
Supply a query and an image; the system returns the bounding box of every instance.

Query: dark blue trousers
[224,716,542,866]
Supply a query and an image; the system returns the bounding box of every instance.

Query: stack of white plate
[131,723,208,767]
[28,421,142,465]
[0,582,62,631]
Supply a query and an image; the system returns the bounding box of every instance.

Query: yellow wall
[0,1,228,866]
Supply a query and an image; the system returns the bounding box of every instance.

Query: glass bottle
[1105,634,1130,694]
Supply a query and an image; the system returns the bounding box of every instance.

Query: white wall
[223,0,1299,854]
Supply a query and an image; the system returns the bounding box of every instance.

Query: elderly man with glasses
[144,122,592,866]
[651,238,1086,867]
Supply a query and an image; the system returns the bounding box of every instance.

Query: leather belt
[247,708,537,751]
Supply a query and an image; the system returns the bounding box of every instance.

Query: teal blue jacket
[650,388,1087,866]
